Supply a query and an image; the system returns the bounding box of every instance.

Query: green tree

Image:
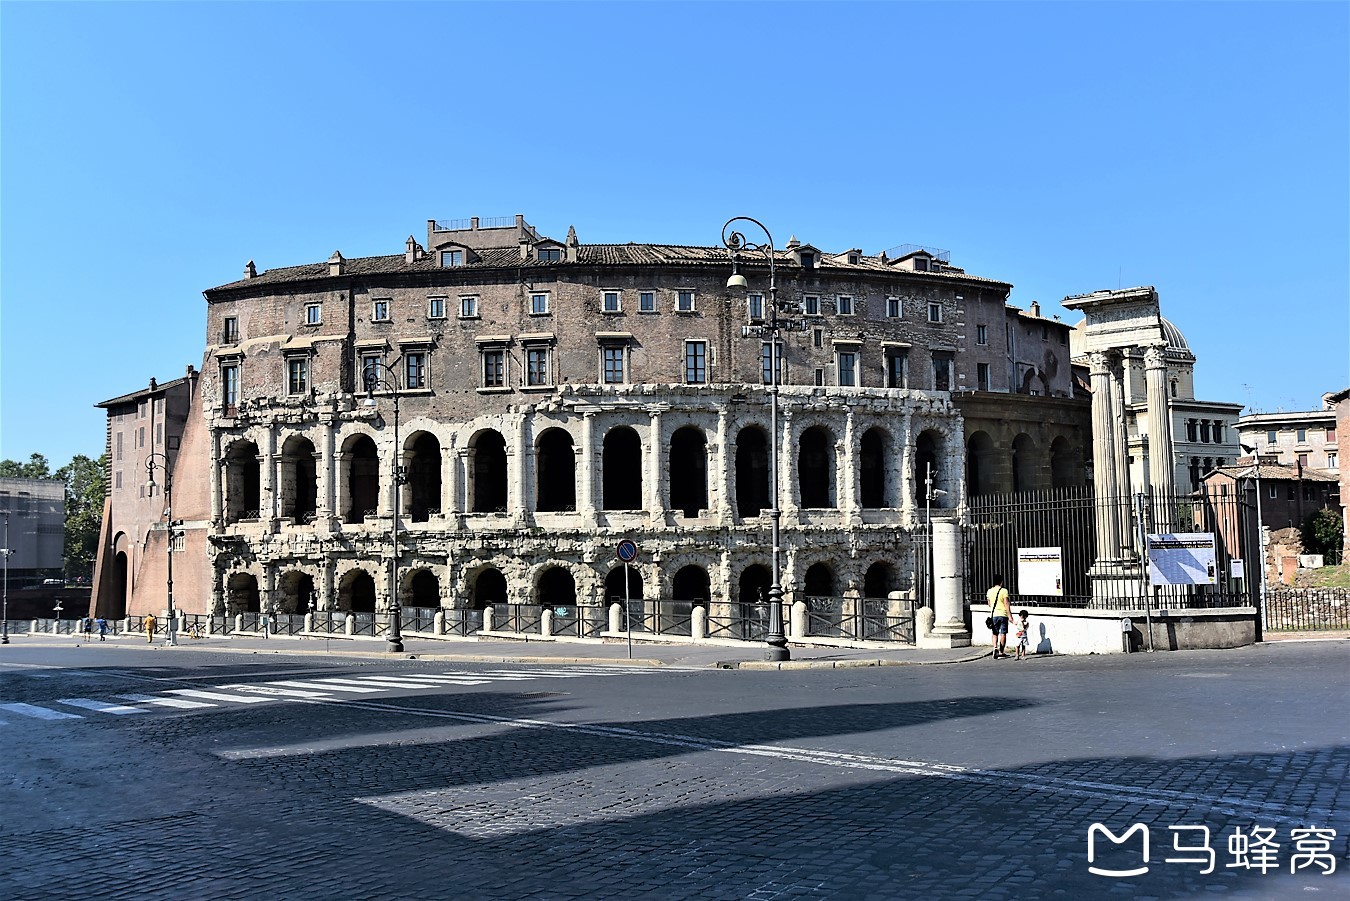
[0,453,52,478]
[54,454,107,580]
[1302,506,1345,566]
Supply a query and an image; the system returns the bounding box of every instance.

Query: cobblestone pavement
[0,641,1346,900]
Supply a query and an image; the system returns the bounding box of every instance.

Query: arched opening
[798,426,835,508]
[469,567,507,609]
[537,566,577,606]
[914,430,943,505]
[735,426,770,518]
[602,426,642,511]
[535,428,577,513]
[343,434,380,524]
[277,570,314,614]
[112,551,129,619]
[338,568,376,613]
[672,565,710,604]
[223,440,261,524]
[863,561,896,599]
[405,431,442,522]
[407,569,440,608]
[226,572,261,615]
[803,562,836,598]
[967,431,996,497]
[279,436,318,524]
[738,564,771,606]
[669,426,708,518]
[604,566,644,604]
[860,427,888,508]
[1050,436,1080,488]
[470,429,508,513]
[1012,433,1037,494]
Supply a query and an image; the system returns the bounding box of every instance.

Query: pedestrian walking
[97,617,108,641]
[986,574,1011,659]
[144,612,157,644]
[1014,609,1030,661]
[82,617,93,641]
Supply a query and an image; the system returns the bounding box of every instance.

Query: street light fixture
[144,451,177,646]
[2,512,10,645]
[364,358,407,654]
[722,215,792,662]
[1239,443,1267,640]
[924,464,948,610]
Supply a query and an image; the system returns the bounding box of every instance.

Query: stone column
[779,407,797,521]
[1144,343,1176,531]
[209,430,223,528]
[1088,351,1122,561]
[715,408,732,525]
[442,435,459,516]
[926,518,970,646]
[842,409,859,524]
[1109,353,1134,555]
[898,408,914,521]
[579,412,596,524]
[332,451,347,526]
[511,413,529,524]
[646,409,663,518]
[455,449,470,514]
[318,419,335,523]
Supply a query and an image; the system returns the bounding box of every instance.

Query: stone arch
[536,566,577,606]
[342,433,380,524]
[223,439,261,524]
[337,567,377,613]
[468,566,507,609]
[737,563,771,605]
[111,546,129,620]
[1012,433,1038,494]
[276,569,315,614]
[967,431,996,497]
[803,561,836,598]
[860,427,890,509]
[798,425,836,509]
[1050,436,1081,488]
[602,426,642,511]
[913,429,948,507]
[604,565,644,604]
[863,561,897,599]
[404,568,440,608]
[669,425,708,518]
[671,564,711,604]
[404,430,442,522]
[226,571,261,615]
[279,435,318,523]
[735,425,770,518]
[468,428,508,513]
[535,427,577,513]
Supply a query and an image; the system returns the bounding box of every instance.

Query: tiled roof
[1211,463,1339,483]
[96,375,193,409]
[207,242,1009,294]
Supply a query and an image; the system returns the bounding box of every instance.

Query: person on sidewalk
[1014,609,1030,661]
[82,617,94,641]
[144,612,157,644]
[986,575,1011,658]
[97,617,108,641]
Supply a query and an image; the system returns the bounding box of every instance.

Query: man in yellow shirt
[986,574,1011,659]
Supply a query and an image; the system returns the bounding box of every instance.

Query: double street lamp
[144,452,177,646]
[722,215,794,662]
[364,360,407,653]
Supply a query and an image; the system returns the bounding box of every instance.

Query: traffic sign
[616,539,638,562]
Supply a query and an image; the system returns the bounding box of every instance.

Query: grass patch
[1295,564,1350,589]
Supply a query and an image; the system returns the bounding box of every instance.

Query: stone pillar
[1144,343,1176,530]
[926,517,970,646]
[842,409,859,524]
[332,451,347,526]
[715,408,732,525]
[318,420,335,523]
[646,409,663,518]
[511,413,529,524]
[779,407,797,521]
[209,430,223,528]
[579,412,596,524]
[442,435,459,516]
[1088,352,1122,561]
[1109,353,1134,555]
[898,408,914,522]
[455,449,470,514]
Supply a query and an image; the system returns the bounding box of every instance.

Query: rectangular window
[812,328,823,348]
[1187,420,1198,441]
[1269,483,1277,499]
[814,368,825,387]
[602,290,622,313]
[804,295,820,316]
[373,300,390,322]
[1266,429,1277,444]
[639,290,656,313]
[537,247,561,262]
[677,290,696,313]
[837,295,854,316]
[933,354,952,391]
[530,292,550,315]
[138,427,145,448]
[223,317,239,343]
[886,296,901,318]
[1298,453,1309,467]
[155,423,163,445]
[886,352,908,389]
[428,297,446,319]
[1286,483,1295,500]
[1040,324,1048,340]
[481,349,505,388]
[761,342,783,385]
[927,302,943,323]
[977,362,990,391]
[459,295,479,318]
[1296,428,1307,443]
[602,346,625,384]
[526,347,550,386]
[360,353,382,390]
[404,352,427,390]
[115,432,123,462]
[1328,452,1339,468]
[748,293,764,321]
[114,471,122,489]
[440,249,463,267]
[139,400,147,419]
[837,351,858,387]
[800,252,815,269]
[1327,427,1337,442]
[305,303,322,325]
[287,357,308,395]
[221,364,239,408]
[684,341,707,384]
[976,324,988,345]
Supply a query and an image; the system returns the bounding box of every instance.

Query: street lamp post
[923,464,948,610]
[722,215,793,662]
[2,512,10,644]
[364,360,406,653]
[1239,444,1267,641]
[144,452,177,646]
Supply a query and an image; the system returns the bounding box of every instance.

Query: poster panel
[1017,546,1064,596]
[1147,533,1217,586]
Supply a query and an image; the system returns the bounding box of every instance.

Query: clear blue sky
[3,2,1347,468]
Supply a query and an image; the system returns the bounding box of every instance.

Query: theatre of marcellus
[90,214,1090,643]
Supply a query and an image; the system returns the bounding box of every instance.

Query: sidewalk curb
[727,649,991,670]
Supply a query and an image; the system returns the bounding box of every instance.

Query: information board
[1016,546,1064,596]
[1147,533,1217,586]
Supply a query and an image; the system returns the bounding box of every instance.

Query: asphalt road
[1,641,1346,900]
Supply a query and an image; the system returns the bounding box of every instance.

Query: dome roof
[1161,317,1190,353]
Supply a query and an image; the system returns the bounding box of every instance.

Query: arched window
[803,562,835,598]
[407,569,440,608]
[604,566,643,604]
[278,570,314,614]
[860,427,888,508]
[967,431,996,496]
[112,551,129,619]
[223,440,261,524]
[863,562,896,599]
[280,436,317,523]
[735,426,769,518]
[343,435,379,524]
[798,426,835,508]
[672,565,710,604]
[1012,433,1037,494]
[226,572,261,614]
[537,566,577,606]
[470,568,507,609]
[405,431,442,522]
[535,428,577,513]
[602,426,643,510]
[338,569,376,613]
[669,426,708,518]
[469,430,508,513]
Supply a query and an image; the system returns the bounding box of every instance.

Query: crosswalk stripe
[266,680,385,694]
[436,671,535,681]
[58,698,147,715]
[378,674,492,685]
[117,694,216,709]
[310,677,435,690]
[0,702,82,720]
[166,689,270,704]
[217,684,337,700]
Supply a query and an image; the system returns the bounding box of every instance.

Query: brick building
[92,214,1087,623]
[1236,398,1340,475]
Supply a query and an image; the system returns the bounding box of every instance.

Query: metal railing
[1264,588,1350,632]
[443,608,484,637]
[548,605,607,639]
[351,612,379,637]
[625,600,695,637]
[705,605,768,642]
[492,604,543,635]
[803,596,917,643]
[402,606,438,633]
[311,611,346,635]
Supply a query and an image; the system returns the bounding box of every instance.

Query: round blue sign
[616,539,639,562]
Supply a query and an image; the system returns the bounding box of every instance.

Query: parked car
[42,578,65,587]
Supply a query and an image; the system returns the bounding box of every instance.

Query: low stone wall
[970,604,1256,655]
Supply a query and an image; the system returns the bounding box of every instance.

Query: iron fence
[311,611,346,635]
[443,608,484,636]
[548,605,607,638]
[964,488,1257,611]
[803,596,917,643]
[402,606,439,633]
[351,613,379,637]
[1264,588,1350,631]
[705,605,769,642]
[492,604,543,635]
[624,600,694,637]
[272,614,304,636]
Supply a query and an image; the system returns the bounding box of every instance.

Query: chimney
[1030,301,1041,318]
[328,251,344,276]
[186,364,196,378]
[405,236,418,264]
[520,235,532,260]
[785,235,800,250]
[244,260,257,280]
[148,377,157,390]
[565,225,579,262]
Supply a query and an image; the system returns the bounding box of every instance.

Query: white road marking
[217,684,337,700]
[340,676,448,689]
[57,698,147,715]
[265,680,385,694]
[0,702,82,720]
[378,674,492,685]
[166,689,270,704]
[117,694,216,709]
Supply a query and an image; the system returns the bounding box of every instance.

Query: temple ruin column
[646,409,663,517]
[1144,343,1176,531]
[926,518,970,646]
[1088,351,1122,560]
[579,412,596,523]
[715,407,732,525]
[842,409,860,524]
[442,435,459,516]
[209,430,223,528]
[898,408,915,521]
[1109,353,1134,555]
